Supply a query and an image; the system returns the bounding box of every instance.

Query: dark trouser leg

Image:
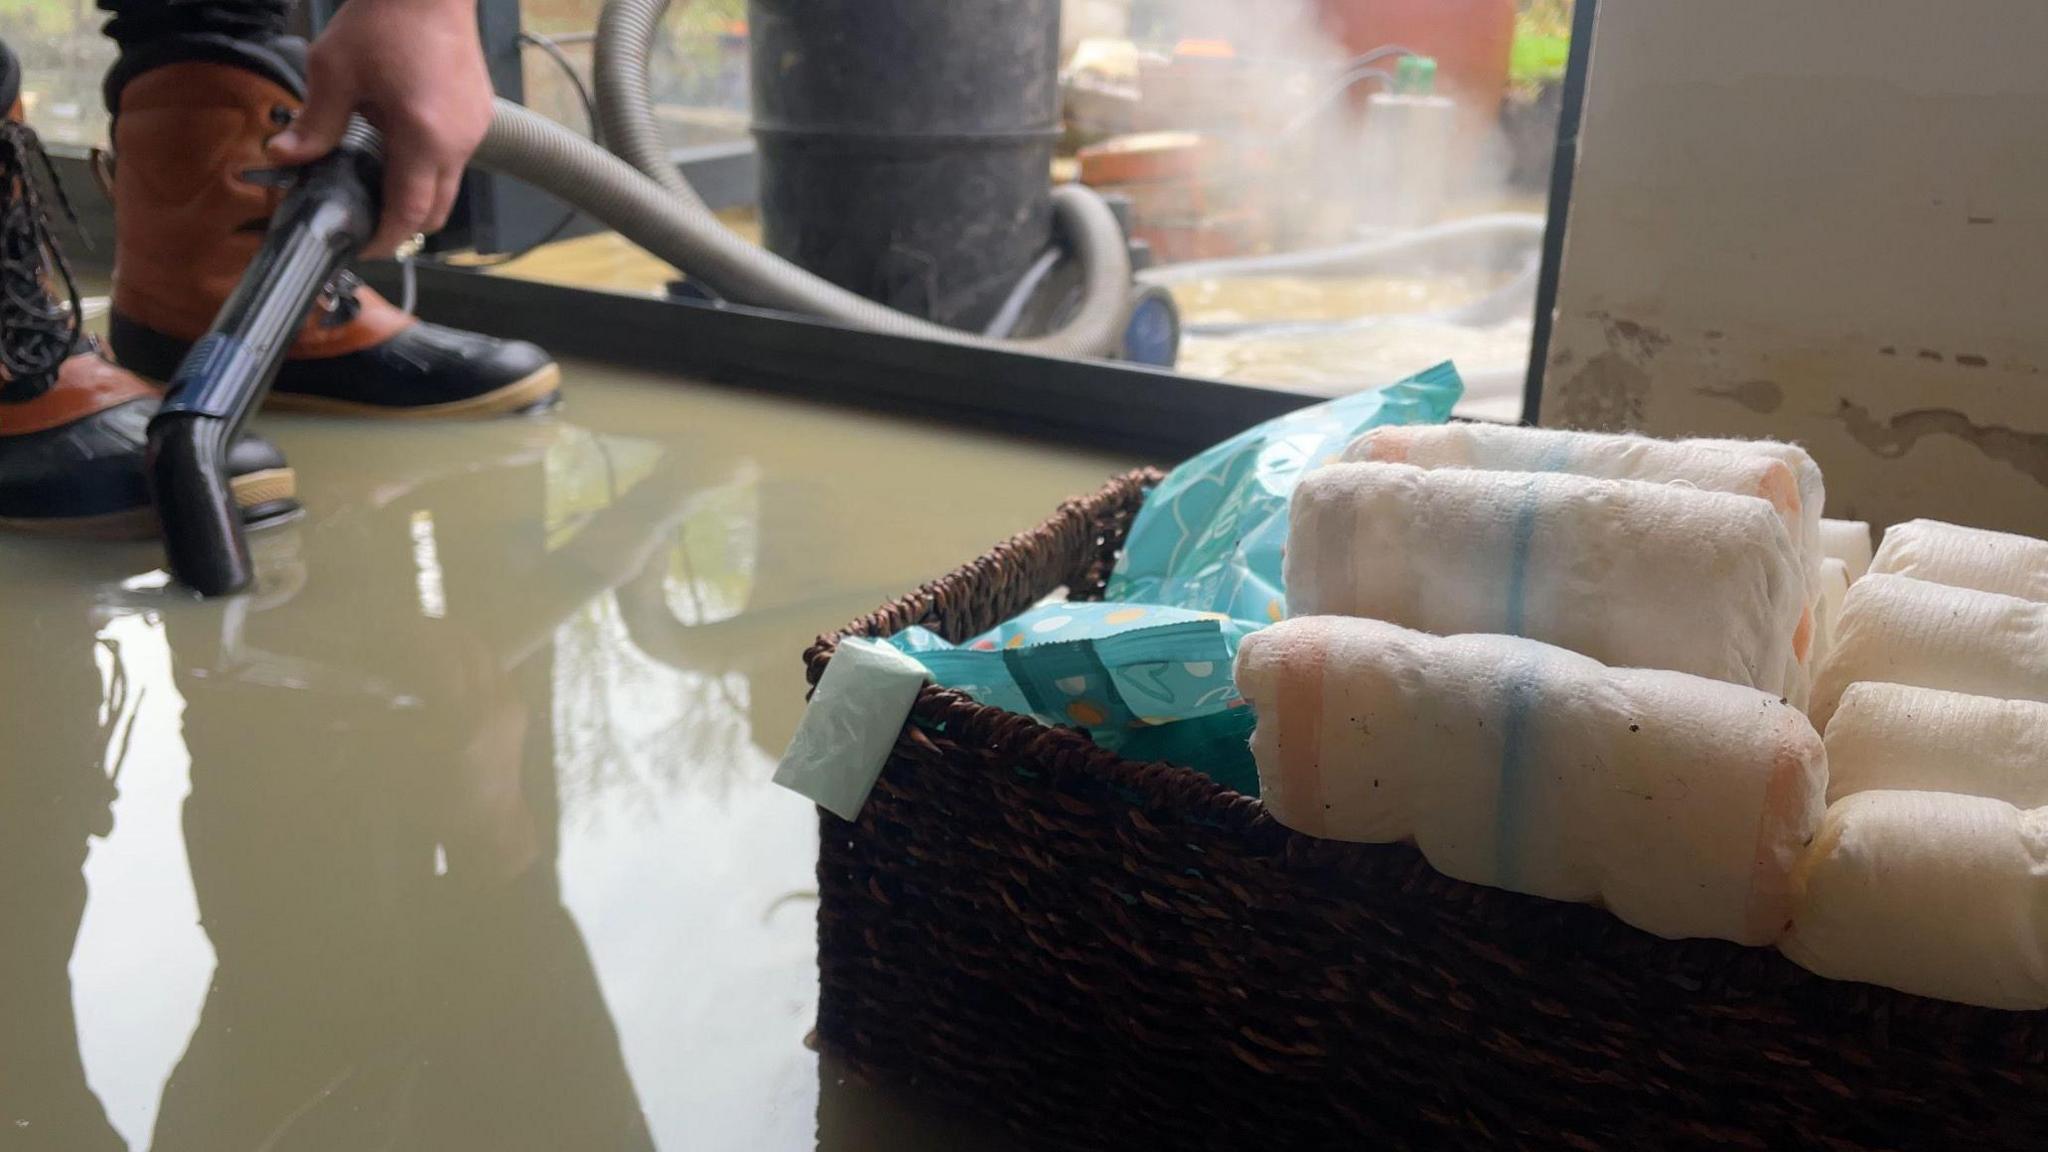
[96,0,307,110]
[99,0,296,47]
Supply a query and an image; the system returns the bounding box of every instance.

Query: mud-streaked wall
[1543,0,2048,533]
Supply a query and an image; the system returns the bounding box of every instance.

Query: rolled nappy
[1286,462,1808,695]
[1780,790,2048,1010]
[1869,518,2048,603]
[1823,682,2048,807]
[1777,557,1852,713]
[1820,519,1874,581]
[1235,616,1826,946]
[1346,423,1818,596]
[1688,437,1826,522]
[1688,437,1826,579]
[1809,574,2048,729]
[1809,558,1852,673]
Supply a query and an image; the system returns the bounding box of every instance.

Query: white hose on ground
[1433,253,1541,327]
[1138,213,1547,286]
[473,0,1135,359]
[1183,251,1542,338]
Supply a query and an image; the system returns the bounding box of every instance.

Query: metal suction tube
[147,117,383,596]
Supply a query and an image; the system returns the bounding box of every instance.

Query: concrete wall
[1543,0,2048,533]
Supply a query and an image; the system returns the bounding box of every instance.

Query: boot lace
[0,118,87,396]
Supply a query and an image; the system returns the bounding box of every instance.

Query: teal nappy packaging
[1105,361,1464,624]
[893,603,1260,795]
[875,365,1463,798]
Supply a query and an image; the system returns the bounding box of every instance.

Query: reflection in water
[555,462,765,818]
[1,363,1131,1151]
[1,589,129,1150]
[70,615,211,1149]
[0,414,797,1151]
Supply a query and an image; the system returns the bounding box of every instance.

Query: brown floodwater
[0,355,1128,1150]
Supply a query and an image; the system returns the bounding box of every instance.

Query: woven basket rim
[803,466,1275,829]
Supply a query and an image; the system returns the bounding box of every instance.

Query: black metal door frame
[1521,0,1600,426]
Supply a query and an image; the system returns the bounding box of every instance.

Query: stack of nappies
[1819,519,1874,581]
[1243,424,2048,1002]
[1241,424,1836,946]
[1810,559,1852,672]
[1237,617,1826,945]
[1346,425,1820,586]
[1785,518,2048,1008]
[1867,518,2048,602]
[1820,682,2048,806]
[1287,462,1808,695]
[1781,791,2048,1010]
[1808,574,2048,728]
[1332,425,1817,700]
[1812,520,1869,670]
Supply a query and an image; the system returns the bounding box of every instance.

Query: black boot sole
[110,312,562,420]
[258,363,563,419]
[0,466,300,540]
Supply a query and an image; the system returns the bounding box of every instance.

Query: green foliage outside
[1512,0,1573,88]
[525,0,745,107]
[0,0,89,40]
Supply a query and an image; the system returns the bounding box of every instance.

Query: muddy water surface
[1,360,1127,1151]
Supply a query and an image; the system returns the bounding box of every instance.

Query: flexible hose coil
[475,0,1134,358]
[591,0,710,214]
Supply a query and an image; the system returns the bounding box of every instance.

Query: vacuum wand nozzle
[147,117,383,596]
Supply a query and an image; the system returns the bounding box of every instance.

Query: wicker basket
[804,470,2048,1152]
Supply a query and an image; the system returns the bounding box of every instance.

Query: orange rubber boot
[0,47,296,538]
[107,61,559,418]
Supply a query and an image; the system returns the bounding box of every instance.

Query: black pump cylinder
[746,0,1061,331]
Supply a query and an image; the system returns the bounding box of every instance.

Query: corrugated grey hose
[591,0,711,215]
[473,0,1134,358]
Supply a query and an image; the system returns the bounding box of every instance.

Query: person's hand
[267,0,496,257]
